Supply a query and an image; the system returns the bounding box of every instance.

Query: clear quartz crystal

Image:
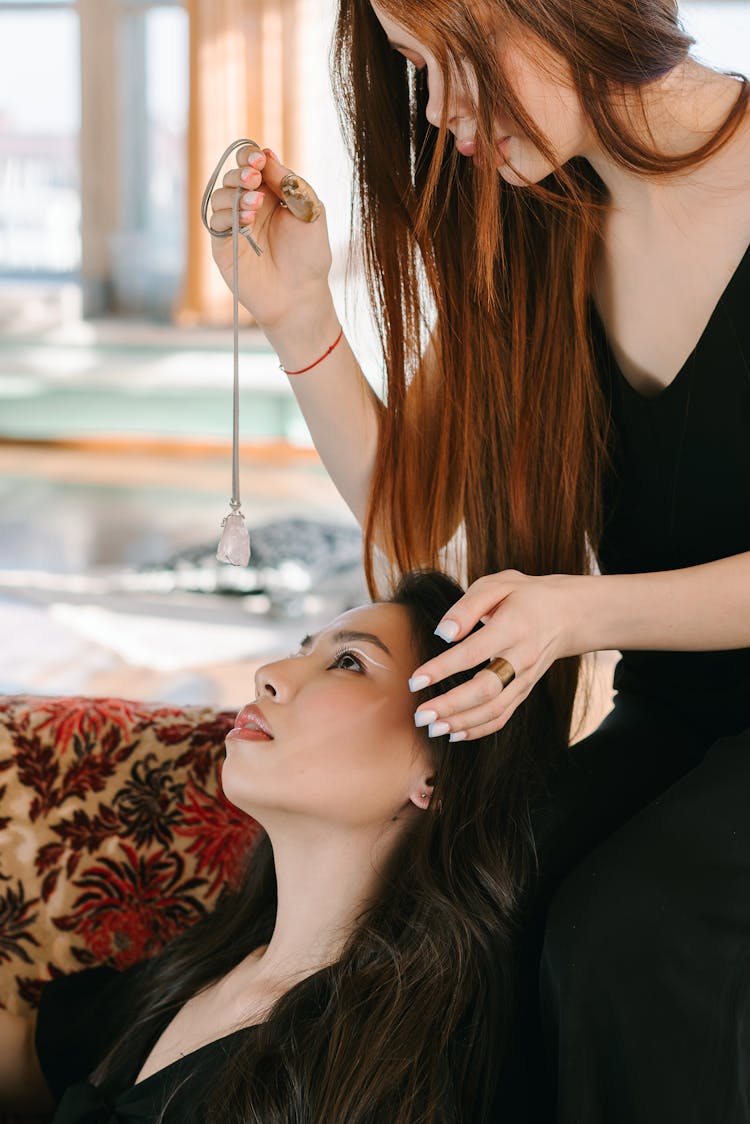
[216,510,251,566]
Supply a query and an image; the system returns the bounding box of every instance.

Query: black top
[35,960,488,1122]
[594,240,750,738]
[36,960,260,1122]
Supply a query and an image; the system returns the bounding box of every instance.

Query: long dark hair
[89,570,562,1121]
[330,0,748,744]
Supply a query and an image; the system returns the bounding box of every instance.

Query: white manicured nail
[434,620,459,642]
[428,721,451,738]
[414,709,437,728]
[449,731,467,743]
[409,674,431,692]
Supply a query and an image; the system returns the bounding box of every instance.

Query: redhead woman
[0,571,550,1122]
[206,1,750,1120]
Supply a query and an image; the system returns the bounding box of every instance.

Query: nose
[419,57,448,130]
[425,84,465,132]
[425,77,445,129]
[254,660,280,700]
[254,654,301,701]
[424,69,469,133]
[256,675,276,700]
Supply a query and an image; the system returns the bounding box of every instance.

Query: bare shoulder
[593,90,750,393]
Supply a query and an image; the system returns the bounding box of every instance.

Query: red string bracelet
[279,326,344,375]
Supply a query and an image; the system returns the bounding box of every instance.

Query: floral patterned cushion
[0,694,259,1029]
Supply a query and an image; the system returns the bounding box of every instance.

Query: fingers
[235,145,292,197]
[210,144,323,235]
[222,166,262,191]
[414,665,522,740]
[408,571,528,742]
[210,146,273,234]
[450,705,526,743]
[416,667,509,719]
[235,143,282,168]
[256,147,292,188]
[236,142,264,166]
[408,571,523,691]
[407,570,556,741]
[431,571,523,646]
[416,668,535,742]
[209,187,268,234]
[248,148,323,222]
[410,629,497,692]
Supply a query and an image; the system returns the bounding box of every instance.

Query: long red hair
[331,0,748,740]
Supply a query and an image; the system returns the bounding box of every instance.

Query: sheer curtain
[177,0,310,325]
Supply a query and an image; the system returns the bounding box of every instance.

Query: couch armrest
[0,694,259,1020]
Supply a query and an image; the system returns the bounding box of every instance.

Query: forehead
[321,601,414,656]
[369,1,424,50]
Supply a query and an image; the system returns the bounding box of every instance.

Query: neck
[240,818,402,991]
[581,58,747,215]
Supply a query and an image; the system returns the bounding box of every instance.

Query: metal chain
[200,138,265,516]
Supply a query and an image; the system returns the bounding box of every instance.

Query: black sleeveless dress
[535,241,750,1123]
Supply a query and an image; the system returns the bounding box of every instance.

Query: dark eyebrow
[299,629,392,658]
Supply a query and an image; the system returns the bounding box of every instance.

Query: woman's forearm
[263,294,382,526]
[564,551,750,655]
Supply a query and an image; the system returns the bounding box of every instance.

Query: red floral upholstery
[0,694,259,1044]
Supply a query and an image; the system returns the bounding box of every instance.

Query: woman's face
[222,602,434,833]
[369,1,593,185]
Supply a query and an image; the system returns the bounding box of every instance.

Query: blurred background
[0,0,748,716]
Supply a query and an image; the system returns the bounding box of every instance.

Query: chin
[218,774,246,814]
[219,761,313,826]
[220,755,261,813]
[496,156,557,187]
[494,137,562,187]
[219,779,274,827]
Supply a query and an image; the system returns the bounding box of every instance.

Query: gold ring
[487,657,516,688]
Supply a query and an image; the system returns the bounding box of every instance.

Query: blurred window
[0,0,747,312]
[0,1,80,276]
[112,1,189,315]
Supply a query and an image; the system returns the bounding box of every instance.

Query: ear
[409,775,435,811]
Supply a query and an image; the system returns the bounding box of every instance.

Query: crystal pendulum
[202,140,261,567]
[216,506,250,565]
[201,139,323,566]
[215,178,251,565]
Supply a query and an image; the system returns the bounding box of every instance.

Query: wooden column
[176,0,304,326]
[78,0,119,317]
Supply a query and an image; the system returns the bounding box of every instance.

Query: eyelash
[330,648,366,673]
[391,46,425,71]
[287,646,366,673]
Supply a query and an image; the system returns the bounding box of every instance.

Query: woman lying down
[0,570,558,1123]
